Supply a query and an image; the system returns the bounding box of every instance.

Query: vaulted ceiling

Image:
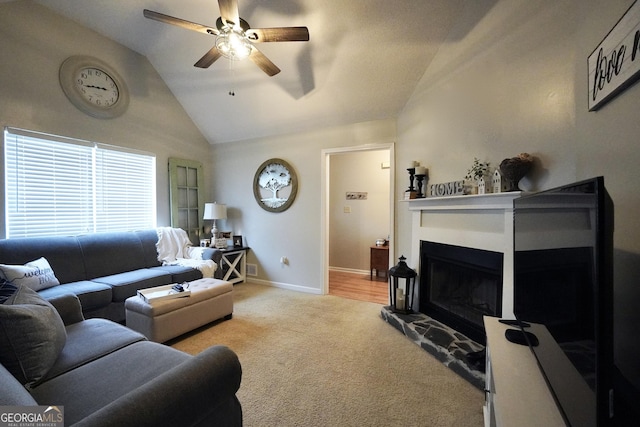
[31,0,469,144]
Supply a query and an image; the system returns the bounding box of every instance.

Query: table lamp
[203,202,227,248]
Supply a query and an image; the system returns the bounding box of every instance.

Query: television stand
[483,316,565,427]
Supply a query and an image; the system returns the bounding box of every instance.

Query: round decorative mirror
[253,158,298,212]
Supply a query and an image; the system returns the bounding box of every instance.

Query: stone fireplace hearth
[380,306,485,389]
[380,193,522,387]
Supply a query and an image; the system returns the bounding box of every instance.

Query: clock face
[59,55,129,119]
[74,67,120,108]
[253,158,298,212]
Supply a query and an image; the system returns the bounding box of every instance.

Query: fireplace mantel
[405,192,522,211]
[407,192,523,318]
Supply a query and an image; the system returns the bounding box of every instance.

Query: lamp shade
[203,202,227,220]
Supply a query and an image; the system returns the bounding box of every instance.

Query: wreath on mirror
[253,158,298,212]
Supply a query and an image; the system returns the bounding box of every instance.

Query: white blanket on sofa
[155,227,217,278]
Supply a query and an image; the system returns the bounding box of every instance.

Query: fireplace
[378,194,520,386]
[419,241,503,344]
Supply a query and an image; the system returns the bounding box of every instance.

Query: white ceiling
[32,0,467,144]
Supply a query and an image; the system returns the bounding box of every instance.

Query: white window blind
[4,127,156,238]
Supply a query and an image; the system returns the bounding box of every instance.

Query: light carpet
[170,282,484,427]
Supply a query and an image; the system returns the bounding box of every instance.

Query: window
[4,127,156,238]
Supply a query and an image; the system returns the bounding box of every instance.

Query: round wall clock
[59,55,129,119]
[253,158,298,213]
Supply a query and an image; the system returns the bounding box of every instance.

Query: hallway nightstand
[370,245,389,280]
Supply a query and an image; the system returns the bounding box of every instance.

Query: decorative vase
[499,153,534,191]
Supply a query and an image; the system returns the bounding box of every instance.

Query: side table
[370,245,389,280]
[218,246,250,284]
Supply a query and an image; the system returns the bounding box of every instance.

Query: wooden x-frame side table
[218,246,250,284]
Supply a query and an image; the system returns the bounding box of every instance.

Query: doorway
[321,144,395,302]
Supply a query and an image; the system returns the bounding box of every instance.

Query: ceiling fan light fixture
[216,29,252,60]
[144,2,309,76]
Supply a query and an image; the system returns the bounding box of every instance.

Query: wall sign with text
[588,0,640,111]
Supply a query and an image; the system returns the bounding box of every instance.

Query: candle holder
[407,167,416,192]
[388,255,417,314]
[415,174,426,198]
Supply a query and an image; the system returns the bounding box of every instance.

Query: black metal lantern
[389,255,417,314]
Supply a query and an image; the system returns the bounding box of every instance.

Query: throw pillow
[0,280,18,304]
[0,284,67,388]
[0,257,60,291]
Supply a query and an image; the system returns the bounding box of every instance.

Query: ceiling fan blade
[143,9,218,36]
[247,27,310,43]
[194,47,223,68]
[218,0,240,26]
[249,46,281,76]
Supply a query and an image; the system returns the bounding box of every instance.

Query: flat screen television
[513,177,614,427]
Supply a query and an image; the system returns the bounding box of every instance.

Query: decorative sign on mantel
[429,181,465,197]
[588,0,640,111]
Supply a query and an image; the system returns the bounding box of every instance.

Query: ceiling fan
[143,0,309,76]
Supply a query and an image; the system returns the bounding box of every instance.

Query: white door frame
[320,143,395,295]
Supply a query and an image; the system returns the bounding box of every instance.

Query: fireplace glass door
[420,241,503,344]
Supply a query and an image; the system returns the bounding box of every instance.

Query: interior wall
[0,1,212,237]
[329,150,390,271]
[395,0,640,390]
[210,119,396,293]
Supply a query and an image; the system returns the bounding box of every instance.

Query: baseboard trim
[328,266,369,275]
[246,278,322,295]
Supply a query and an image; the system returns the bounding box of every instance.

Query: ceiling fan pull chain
[228,59,236,96]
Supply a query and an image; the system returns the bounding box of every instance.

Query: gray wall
[210,119,396,293]
[0,1,212,237]
[395,0,640,389]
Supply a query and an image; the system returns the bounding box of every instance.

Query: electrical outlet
[343,206,351,213]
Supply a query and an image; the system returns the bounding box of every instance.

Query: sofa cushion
[30,341,190,425]
[38,280,112,311]
[93,269,172,302]
[0,257,60,291]
[77,232,147,278]
[0,236,87,284]
[0,363,38,405]
[135,229,164,268]
[0,285,66,387]
[42,318,146,382]
[150,264,203,283]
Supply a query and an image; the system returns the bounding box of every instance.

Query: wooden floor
[328,270,389,305]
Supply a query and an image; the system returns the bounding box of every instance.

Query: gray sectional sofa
[0,287,242,426]
[0,230,222,323]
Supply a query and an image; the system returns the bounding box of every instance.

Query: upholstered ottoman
[125,278,233,342]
